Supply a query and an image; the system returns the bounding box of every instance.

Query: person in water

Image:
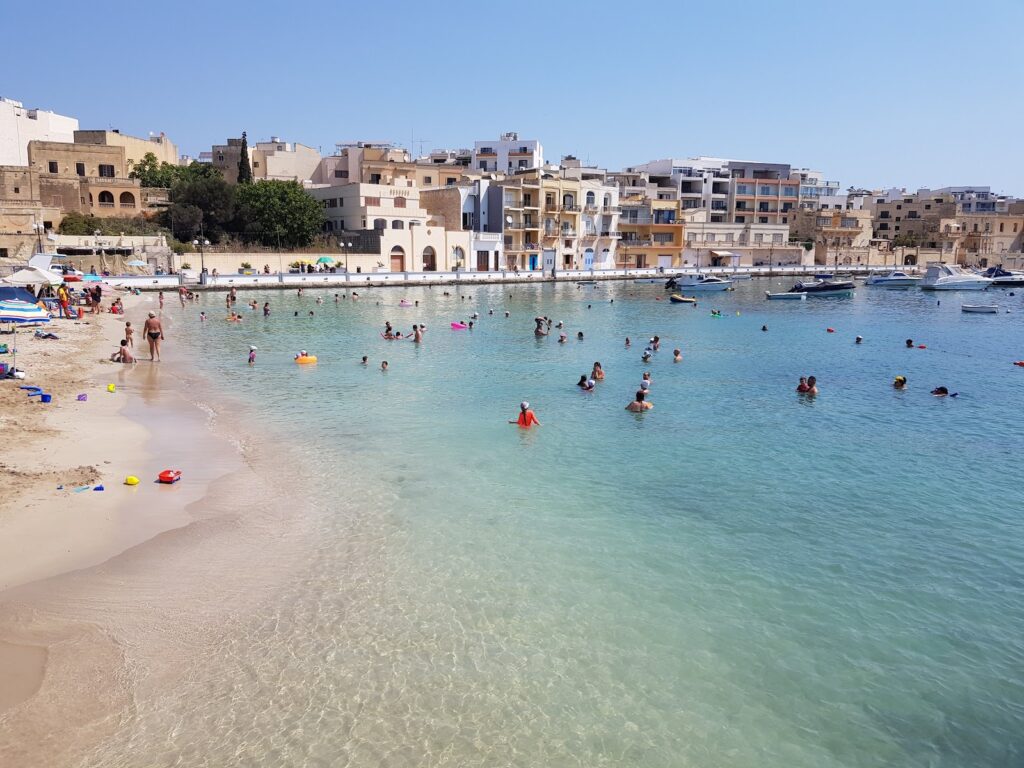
[673,348,682,362]
[761,325,768,332]
[558,332,567,343]
[295,350,308,360]
[381,360,389,371]
[361,355,368,365]
[855,336,863,344]
[625,390,653,412]
[906,338,914,348]
[652,336,661,351]
[931,386,957,397]
[263,302,270,317]
[248,345,257,365]
[591,362,605,381]
[509,401,540,427]
[893,375,907,389]
[642,371,652,387]
[625,337,631,347]
[805,376,818,395]
[641,349,652,362]
[796,376,810,393]
[534,317,548,336]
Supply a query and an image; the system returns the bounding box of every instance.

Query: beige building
[618,195,682,269]
[251,138,320,182]
[791,208,873,249]
[681,209,807,267]
[74,129,179,168]
[872,193,957,245]
[27,140,148,218]
[311,143,474,190]
[937,211,1024,264]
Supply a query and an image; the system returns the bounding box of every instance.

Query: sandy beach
[0,291,298,765]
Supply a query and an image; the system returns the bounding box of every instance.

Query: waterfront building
[937,207,1024,263]
[308,180,471,273]
[420,180,504,271]
[0,97,78,166]
[681,208,806,268]
[473,132,543,174]
[74,129,179,168]
[871,191,958,245]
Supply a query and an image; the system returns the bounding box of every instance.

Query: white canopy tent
[2,266,63,289]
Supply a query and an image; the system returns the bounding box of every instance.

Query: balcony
[503,199,522,209]
[546,229,576,238]
[545,203,559,211]
[583,204,599,213]
[561,204,581,212]
[522,200,540,208]
[621,216,653,225]
[603,205,621,214]
[600,231,621,238]
[621,238,653,247]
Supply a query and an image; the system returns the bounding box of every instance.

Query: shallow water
[89,281,1024,766]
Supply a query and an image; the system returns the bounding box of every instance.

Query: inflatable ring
[295,355,318,364]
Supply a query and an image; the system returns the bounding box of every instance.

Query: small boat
[576,280,598,286]
[765,291,806,300]
[865,270,922,287]
[729,273,752,280]
[979,266,1024,287]
[961,304,999,314]
[633,278,664,284]
[789,279,855,297]
[920,262,993,291]
[673,273,733,291]
[669,294,697,304]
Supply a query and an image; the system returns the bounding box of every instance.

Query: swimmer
[309,311,314,317]
[297,288,303,296]
[381,360,388,371]
[625,390,653,412]
[534,317,548,336]
[625,337,631,347]
[294,311,299,317]
[295,350,308,360]
[673,349,682,362]
[641,349,652,362]
[488,310,493,315]
[906,339,914,348]
[577,375,589,389]
[415,301,419,307]
[509,401,540,427]
[248,345,257,365]
[806,376,818,395]
[652,336,661,350]
[558,333,567,343]
[931,386,957,397]
[361,355,368,365]
[316,296,324,305]
[468,321,474,330]
[504,311,510,318]
[263,302,270,316]
[640,379,650,394]
[591,362,605,381]
[893,375,907,389]
[200,312,207,322]
[761,325,768,332]
[587,304,592,309]
[583,379,596,391]
[334,294,340,303]
[796,376,810,393]
[577,331,584,340]
[413,325,423,343]
[642,371,652,386]
[855,336,863,344]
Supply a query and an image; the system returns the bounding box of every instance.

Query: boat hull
[678,282,732,292]
[669,294,697,304]
[921,281,991,291]
[765,292,806,301]
[961,305,999,313]
[866,278,921,286]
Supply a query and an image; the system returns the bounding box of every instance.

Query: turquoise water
[104,281,1024,766]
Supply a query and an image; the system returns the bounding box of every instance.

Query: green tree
[130,153,222,188]
[234,180,323,248]
[59,211,102,235]
[167,175,236,242]
[237,131,252,184]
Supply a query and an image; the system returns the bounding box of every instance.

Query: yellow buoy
[107,384,116,393]
[124,476,140,486]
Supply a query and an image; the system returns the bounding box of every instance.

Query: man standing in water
[143,311,164,362]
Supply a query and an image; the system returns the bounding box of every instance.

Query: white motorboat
[978,266,1024,287]
[961,304,999,314]
[673,273,733,291]
[865,270,922,287]
[765,291,806,300]
[788,279,855,297]
[920,262,993,291]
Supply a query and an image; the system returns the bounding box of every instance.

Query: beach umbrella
[127,259,147,267]
[294,259,313,265]
[2,266,62,288]
[316,256,334,264]
[0,299,50,376]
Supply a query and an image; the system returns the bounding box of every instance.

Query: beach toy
[918,345,927,349]
[77,394,87,401]
[294,355,318,364]
[451,322,468,330]
[399,300,412,307]
[20,386,42,394]
[40,393,52,403]
[826,328,835,333]
[107,383,116,393]
[73,486,91,493]
[158,469,182,484]
[1014,361,1024,367]
[124,476,140,486]
[93,485,104,492]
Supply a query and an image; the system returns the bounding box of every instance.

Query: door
[583,249,595,269]
[390,254,405,272]
[528,254,538,270]
[477,251,489,272]
[658,255,672,269]
[542,249,556,272]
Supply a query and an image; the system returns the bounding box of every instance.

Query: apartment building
[0,97,78,166]
[308,180,471,273]
[937,209,1024,262]
[473,132,543,174]
[795,169,841,209]
[311,143,472,190]
[681,209,805,267]
[251,137,321,182]
[618,195,682,269]
[420,180,504,271]
[498,166,619,271]
[74,129,179,168]
[872,192,957,245]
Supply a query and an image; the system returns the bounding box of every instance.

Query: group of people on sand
[110,312,163,363]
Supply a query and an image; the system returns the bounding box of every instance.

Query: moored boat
[920,262,993,291]
[672,273,733,291]
[865,270,922,287]
[788,279,855,297]
[979,266,1024,287]
[669,294,697,304]
[961,304,999,314]
[765,291,806,300]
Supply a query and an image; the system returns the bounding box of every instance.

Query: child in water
[248,346,257,366]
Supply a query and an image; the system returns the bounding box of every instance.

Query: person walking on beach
[179,286,187,308]
[159,291,165,311]
[510,401,540,427]
[125,321,134,348]
[143,311,164,362]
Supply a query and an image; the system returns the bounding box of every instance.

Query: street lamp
[338,240,353,273]
[192,238,210,277]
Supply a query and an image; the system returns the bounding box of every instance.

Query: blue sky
[5,0,1022,194]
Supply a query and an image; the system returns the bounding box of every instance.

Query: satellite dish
[505,215,513,224]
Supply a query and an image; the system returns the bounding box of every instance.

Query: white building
[473,132,543,174]
[0,97,79,166]
[251,137,321,183]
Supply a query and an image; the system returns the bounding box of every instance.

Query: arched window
[422,246,436,271]
[119,191,136,208]
[98,191,114,207]
[373,218,386,230]
[392,220,404,229]
[562,193,575,208]
[585,191,595,206]
[453,246,465,263]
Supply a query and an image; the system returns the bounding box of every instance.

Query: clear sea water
[98,280,1024,766]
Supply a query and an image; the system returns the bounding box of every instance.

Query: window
[48,161,58,173]
[879,223,889,231]
[817,217,831,227]
[369,173,381,184]
[783,186,796,196]
[0,248,7,258]
[758,202,769,212]
[253,161,260,168]
[925,204,931,210]
[707,233,716,242]
[759,185,771,195]
[334,169,349,178]
[759,217,768,224]
[880,211,890,219]
[773,233,783,244]
[373,218,386,230]
[519,146,528,153]
[392,220,404,229]
[394,197,406,208]
[119,191,136,208]
[365,197,380,206]
[217,154,224,161]
[12,187,18,194]
[999,222,1004,232]
[754,233,764,244]
[735,215,745,223]
[446,177,456,186]
[479,162,487,170]
[328,199,338,208]
[423,176,432,185]
[98,164,115,178]
[75,162,85,176]
[896,204,902,210]
[480,147,493,154]
[736,184,750,195]
[462,212,474,229]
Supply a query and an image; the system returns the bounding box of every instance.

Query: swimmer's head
[148,311,156,318]
[520,401,529,411]
[249,345,257,351]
